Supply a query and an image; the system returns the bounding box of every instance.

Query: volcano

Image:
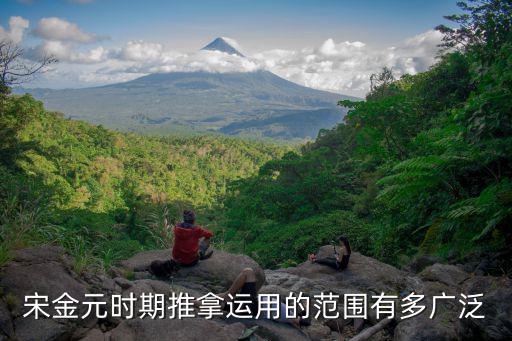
[18,38,358,140]
[201,37,245,57]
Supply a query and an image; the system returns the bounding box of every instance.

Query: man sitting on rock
[150,210,214,278]
[172,209,214,266]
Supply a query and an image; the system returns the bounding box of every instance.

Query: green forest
[0,95,287,271]
[1,1,511,274]
[221,1,512,269]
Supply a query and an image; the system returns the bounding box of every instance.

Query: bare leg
[314,257,339,270]
[195,268,256,306]
[226,267,256,296]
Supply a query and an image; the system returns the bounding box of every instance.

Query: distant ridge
[201,37,244,57]
[17,38,359,140]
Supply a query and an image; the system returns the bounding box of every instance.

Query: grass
[0,244,12,266]
[5,292,19,312]
[122,269,135,280]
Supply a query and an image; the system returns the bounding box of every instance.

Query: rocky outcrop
[119,249,266,293]
[110,318,247,341]
[0,246,279,341]
[419,263,471,288]
[393,317,457,341]
[225,318,311,340]
[0,244,510,341]
[404,254,442,274]
[458,276,512,340]
[0,246,97,341]
[281,247,408,294]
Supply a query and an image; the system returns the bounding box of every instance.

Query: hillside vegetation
[0,95,286,270]
[19,70,353,140]
[1,0,511,276]
[221,1,512,270]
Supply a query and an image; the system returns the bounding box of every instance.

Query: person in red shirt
[172,210,213,266]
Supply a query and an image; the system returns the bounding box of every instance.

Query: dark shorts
[233,282,259,317]
[315,254,350,271]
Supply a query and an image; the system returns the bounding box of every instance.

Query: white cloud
[28,41,108,64]
[219,36,244,53]
[252,30,443,96]
[33,17,104,43]
[318,38,366,56]
[108,40,259,74]
[0,16,30,43]
[160,50,259,73]
[82,31,440,95]
[24,17,108,65]
[28,30,443,96]
[113,41,164,62]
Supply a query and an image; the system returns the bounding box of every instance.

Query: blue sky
[1,0,462,96]
[3,0,459,50]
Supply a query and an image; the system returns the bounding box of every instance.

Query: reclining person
[195,267,310,328]
[308,235,351,271]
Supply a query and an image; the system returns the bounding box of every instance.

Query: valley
[17,39,358,140]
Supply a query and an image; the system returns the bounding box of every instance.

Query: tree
[366,67,397,101]
[0,40,57,94]
[436,0,512,62]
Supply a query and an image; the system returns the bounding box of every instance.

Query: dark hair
[183,210,196,223]
[338,235,352,254]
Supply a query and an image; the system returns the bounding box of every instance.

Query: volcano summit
[201,37,245,57]
[18,38,356,140]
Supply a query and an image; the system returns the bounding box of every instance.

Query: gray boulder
[0,300,13,339]
[394,317,457,341]
[458,276,512,340]
[283,247,408,293]
[0,245,97,341]
[3,243,512,341]
[79,328,108,341]
[225,317,311,341]
[110,318,246,341]
[119,248,266,293]
[14,317,74,341]
[420,264,470,288]
[118,249,169,272]
[405,254,442,273]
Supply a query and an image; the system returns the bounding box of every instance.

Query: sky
[1,0,461,96]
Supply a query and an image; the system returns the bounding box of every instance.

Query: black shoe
[166,259,181,275]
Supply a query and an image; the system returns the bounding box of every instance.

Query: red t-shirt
[172,224,213,265]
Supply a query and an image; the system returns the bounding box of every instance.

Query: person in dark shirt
[308,236,351,271]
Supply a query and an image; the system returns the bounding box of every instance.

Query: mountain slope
[220,107,344,139]
[201,37,244,56]
[21,70,355,139]
[18,38,357,140]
